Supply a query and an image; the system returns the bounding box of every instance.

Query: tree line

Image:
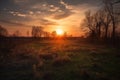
[0,25,68,38]
[31,26,68,38]
[81,0,120,42]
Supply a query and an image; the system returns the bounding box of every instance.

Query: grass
[0,38,120,80]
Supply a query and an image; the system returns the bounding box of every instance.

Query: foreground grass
[0,38,120,80]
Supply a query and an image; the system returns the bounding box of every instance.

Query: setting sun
[56,29,64,35]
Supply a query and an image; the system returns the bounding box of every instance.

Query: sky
[0,0,102,36]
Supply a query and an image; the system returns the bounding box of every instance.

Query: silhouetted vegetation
[12,30,21,37]
[81,0,120,45]
[0,25,8,37]
[51,31,57,38]
[32,26,44,38]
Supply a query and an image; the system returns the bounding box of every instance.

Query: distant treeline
[0,25,71,38]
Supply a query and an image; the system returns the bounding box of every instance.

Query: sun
[56,29,64,35]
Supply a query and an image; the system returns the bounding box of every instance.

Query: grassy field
[0,38,120,80]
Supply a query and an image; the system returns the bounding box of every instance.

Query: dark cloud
[39,19,58,26]
[63,0,101,6]
[0,19,30,27]
[51,11,74,19]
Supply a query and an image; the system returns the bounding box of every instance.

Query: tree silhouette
[13,30,21,37]
[43,31,50,37]
[81,11,97,39]
[102,0,120,40]
[81,0,120,41]
[0,25,8,37]
[51,31,57,37]
[63,32,67,38]
[32,26,43,38]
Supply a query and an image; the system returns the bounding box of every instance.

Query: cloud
[32,3,48,10]
[31,3,61,13]
[13,0,29,4]
[49,6,60,12]
[60,0,73,10]
[62,0,101,6]
[51,11,73,20]
[29,11,34,15]
[75,4,99,13]
[0,19,30,27]
[9,11,26,17]
[17,13,26,17]
[40,19,58,26]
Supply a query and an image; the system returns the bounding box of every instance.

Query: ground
[0,38,120,80]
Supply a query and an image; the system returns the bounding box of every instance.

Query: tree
[12,30,21,37]
[102,0,120,40]
[100,8,111,39]
[63,32,67,38]
[93,11,103,38]
[0,25,8,37]
[43,31,50,37]
[81,11,97,38]
[32,26,43,38]
[51,31,57,37]
[81,0,120,41]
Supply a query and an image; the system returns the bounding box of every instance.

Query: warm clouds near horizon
[0,0,100,36]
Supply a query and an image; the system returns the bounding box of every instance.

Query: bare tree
[51,31,57,37]
[100,8,111,39]
[82,11,98,38]
[0,25,8,37]
[32,26,43,38]
[93,11,103,38]
[63,32,67,38]
[102,0,120,40]
[13,30,21,37]
[43,31,50,37]
[82,0,120,41]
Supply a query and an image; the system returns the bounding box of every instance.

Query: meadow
[0,38,120,80]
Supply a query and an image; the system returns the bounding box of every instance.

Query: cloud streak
[0,19,30,27]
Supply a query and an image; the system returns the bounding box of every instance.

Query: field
[0,38,120,80]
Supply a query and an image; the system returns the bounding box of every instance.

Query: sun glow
[56,29,64,35]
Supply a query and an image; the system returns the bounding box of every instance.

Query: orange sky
[0,0,100,37]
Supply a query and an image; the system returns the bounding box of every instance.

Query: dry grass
[0,38,120,80]
[52,55,71,66]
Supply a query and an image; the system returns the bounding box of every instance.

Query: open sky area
[0,0,102,36]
